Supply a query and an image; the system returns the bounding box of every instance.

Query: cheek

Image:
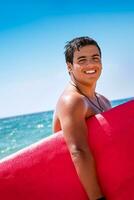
[99,66,102,76]
[96,64,102,76]
[73,64,82,71]
[98,64,102,70]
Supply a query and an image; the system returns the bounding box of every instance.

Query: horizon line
[0,96,133,120]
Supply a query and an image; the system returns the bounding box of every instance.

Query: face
[68,45,102,86]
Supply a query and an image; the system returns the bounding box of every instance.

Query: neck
[70,76,96,99]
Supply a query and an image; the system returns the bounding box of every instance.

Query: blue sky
[0,0,134,118]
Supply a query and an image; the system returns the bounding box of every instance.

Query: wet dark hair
[64,36,101,64]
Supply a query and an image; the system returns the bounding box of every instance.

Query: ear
[66,62,73,73]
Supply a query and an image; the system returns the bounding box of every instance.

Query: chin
[84,80,97,87]
[86,77,98,84]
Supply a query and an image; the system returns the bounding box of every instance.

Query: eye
[93,57,101,62]
[78,59,87,64]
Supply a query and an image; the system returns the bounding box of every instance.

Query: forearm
[71,150,104,200]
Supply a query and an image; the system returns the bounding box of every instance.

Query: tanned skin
[52,45,111,200]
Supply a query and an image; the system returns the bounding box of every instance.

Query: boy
[52,36,111,200]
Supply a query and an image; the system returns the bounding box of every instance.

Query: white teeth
[85,70,96,74]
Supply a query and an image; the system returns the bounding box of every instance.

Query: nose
[86,58,96,66]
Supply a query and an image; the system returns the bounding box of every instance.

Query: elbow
[69,144,90,160]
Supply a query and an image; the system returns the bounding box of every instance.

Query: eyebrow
[77,56,86,60]
[77,54,100,60]
[92,54,100,57]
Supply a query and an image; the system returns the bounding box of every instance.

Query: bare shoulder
[97,93,112,110]
[56,90,88,118]
[53,89,91,133]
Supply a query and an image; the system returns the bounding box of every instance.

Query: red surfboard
[0,100,134,200]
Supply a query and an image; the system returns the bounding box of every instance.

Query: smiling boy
[52,37,111,200]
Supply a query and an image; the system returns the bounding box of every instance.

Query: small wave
[37,124,44,129]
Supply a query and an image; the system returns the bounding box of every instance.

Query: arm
[58,96,103,200]
[52,111,61,133]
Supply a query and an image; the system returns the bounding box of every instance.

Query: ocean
[0,97,133,160]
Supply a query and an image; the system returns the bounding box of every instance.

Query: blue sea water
[0,97,133,160]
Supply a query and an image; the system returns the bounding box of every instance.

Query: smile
[84,70,96,74]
